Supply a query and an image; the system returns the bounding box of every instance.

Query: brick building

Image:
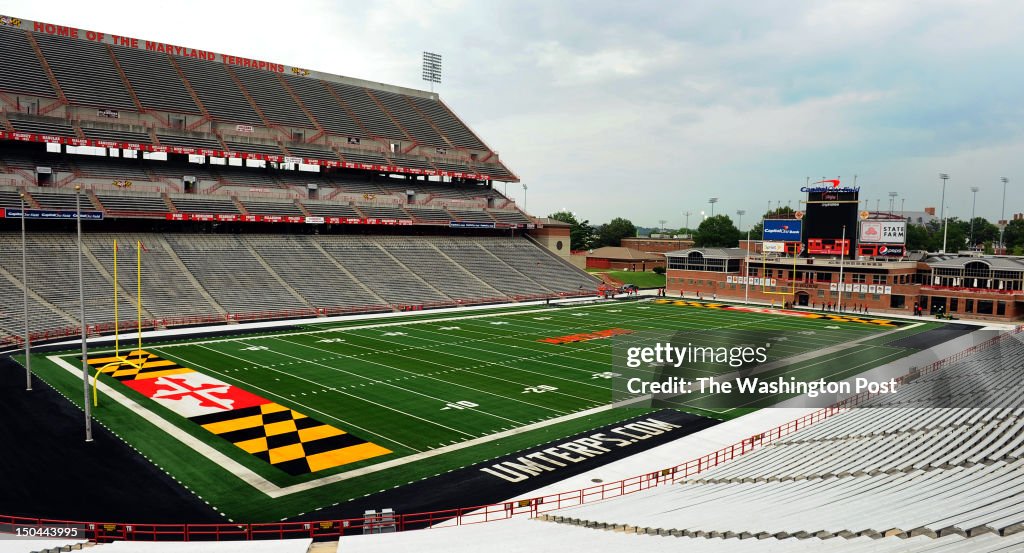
[665,247,1024,321]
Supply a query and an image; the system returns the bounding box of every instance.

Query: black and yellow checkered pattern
[190,403,391,475]
[87,349,193,381]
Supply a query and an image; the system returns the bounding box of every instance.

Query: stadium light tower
[422,51,442,92]
[888,192,898,215]
[736,210,746,231]
[939,173,949,253]
[709,197,718,217]
[970,186,979,246]
[521,183,527,213]
[76,185,93,442]
[1000,177,1009,251]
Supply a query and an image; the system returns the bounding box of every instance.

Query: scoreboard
[802,187,860,256]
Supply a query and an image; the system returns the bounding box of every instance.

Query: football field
[24,298,936,521]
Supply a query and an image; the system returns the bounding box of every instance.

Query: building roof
[926,256,1024,271]
[534,217,570,228]
[585,246,663,261]
[664,247,748,259]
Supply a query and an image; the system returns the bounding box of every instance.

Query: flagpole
[21,193,31,391]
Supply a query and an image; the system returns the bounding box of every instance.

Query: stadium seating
[0,26,56,98]
[380,238,502,300]
[540,335,1024,540]
[240,199,304,216]
[335,515,1024,552]
[230,65,312,128]
[175,57,263,126]
[283,75,366,138]
[478,238,598,292]
[164,234,309,313]
[223,139,284,157]
[155,132,224,151]
[302,201,361,218]
[87,235,223,319]
[427,237,556,296]
[409,97,487,150]
[111,46,201,114]
[0,233,139,329]
[95,192,170,216]
[357,205,411,220]
[32,33,137,111]
[318,239,450,305]
[8,115,75,137]
[167,195,240,214]
[373,89,447,146]
[245,235,385,310]
[328,82,403,140]
[80,125,153,145]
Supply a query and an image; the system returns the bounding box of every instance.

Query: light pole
[684,211,691,231]
[744,229,750,305]
[736,210,745,231]
[837,225,846,312]
[20,193,31,391]
[939,173,949,253]
[1000,177,1009,252]
[521,183,527,213]
[970,186,979,247]
[709,197,718,217]
[76,185,93,442]
[888,192,897,215]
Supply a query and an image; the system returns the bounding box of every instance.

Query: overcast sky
[7,1,1022,229]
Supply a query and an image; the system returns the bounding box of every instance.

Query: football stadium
[2,6,1024,553]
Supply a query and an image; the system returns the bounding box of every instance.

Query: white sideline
[46,355,650,499]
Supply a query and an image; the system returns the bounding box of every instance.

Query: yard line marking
[270,335,580,413]
[278,334,605,403]
[192,343,481,438]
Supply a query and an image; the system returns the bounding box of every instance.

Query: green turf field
[586,269,666,288]
[19,299,936,521]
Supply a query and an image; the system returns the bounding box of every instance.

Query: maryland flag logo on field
[88,350,391,475]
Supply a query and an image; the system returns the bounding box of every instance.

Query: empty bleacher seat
[373,89,446,146]
[409,96,488,150]
[33,33,136,111]
[176,57,263,126]
[223,140,283,157]
[328,82,403,139]
[0,26,56,97]
[8,116,75,137]
[167,196,239,214]
[111,45,200,114]
[283,75,366,138]
[230,65,312,128]
[80,125,153,145]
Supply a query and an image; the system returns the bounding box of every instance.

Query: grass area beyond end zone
[18,299,933,521]
[587,269,666,288]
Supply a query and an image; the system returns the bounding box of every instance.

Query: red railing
[4,324,1017,542]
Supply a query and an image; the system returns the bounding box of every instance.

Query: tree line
[549,209,1024,253]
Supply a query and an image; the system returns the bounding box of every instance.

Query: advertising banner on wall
[859,221,907,244]
[763,219,802,241]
